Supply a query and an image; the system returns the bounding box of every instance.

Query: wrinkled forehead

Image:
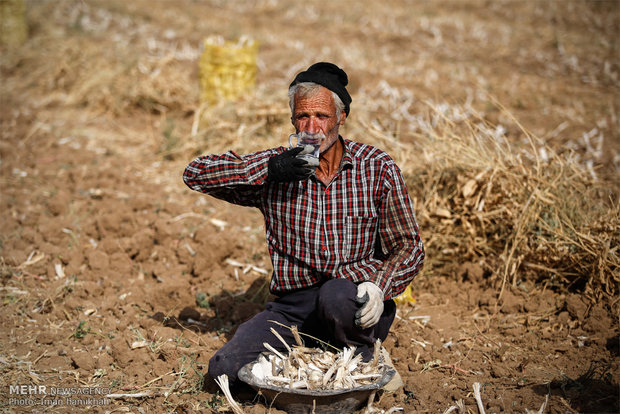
[294,87,335,111]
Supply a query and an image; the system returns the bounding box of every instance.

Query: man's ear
[339,111,346,125]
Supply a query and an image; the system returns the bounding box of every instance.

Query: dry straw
[367,98,619,298]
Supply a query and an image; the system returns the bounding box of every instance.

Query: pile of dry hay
[397,102,619,298]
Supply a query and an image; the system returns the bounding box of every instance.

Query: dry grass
[382,99,619,297]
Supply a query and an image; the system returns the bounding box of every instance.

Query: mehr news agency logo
[6,384,112,407]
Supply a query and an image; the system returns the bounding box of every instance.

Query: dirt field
[1,0,618,413]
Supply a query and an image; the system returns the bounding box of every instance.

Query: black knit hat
[289,62,352,116]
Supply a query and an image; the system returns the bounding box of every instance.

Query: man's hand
[268,146,314,182]
[355,282,384,329]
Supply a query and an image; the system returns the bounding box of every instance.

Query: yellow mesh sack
[0,0,28,48]
[199,35,258,104]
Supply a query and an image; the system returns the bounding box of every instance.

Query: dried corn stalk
[252,335,388,391]
[215,374,245,414]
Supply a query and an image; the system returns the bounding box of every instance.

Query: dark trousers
[207,278,396,387]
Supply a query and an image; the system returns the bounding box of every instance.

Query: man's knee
[317,278,396,343]
[318,278,358,322]
[205,351,258,397]
[207,350,237,381]
[206,309,294,385]
[318,278,356,306]
[206,318,266,385]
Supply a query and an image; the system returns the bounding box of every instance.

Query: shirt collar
[340,136,354,170]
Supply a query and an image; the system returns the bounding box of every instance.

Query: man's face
[292,87,346,153]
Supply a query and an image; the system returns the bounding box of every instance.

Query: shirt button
[322,246,328,251]
[325,189,330,195]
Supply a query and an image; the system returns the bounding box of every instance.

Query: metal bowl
[238,360,395,414]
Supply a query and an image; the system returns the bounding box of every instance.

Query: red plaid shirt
[183,138,424,299]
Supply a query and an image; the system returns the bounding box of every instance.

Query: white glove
[355,282,384,329]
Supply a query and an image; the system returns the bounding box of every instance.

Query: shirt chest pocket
[344,215,378,261]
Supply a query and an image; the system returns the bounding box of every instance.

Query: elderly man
[183,62,424,392]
